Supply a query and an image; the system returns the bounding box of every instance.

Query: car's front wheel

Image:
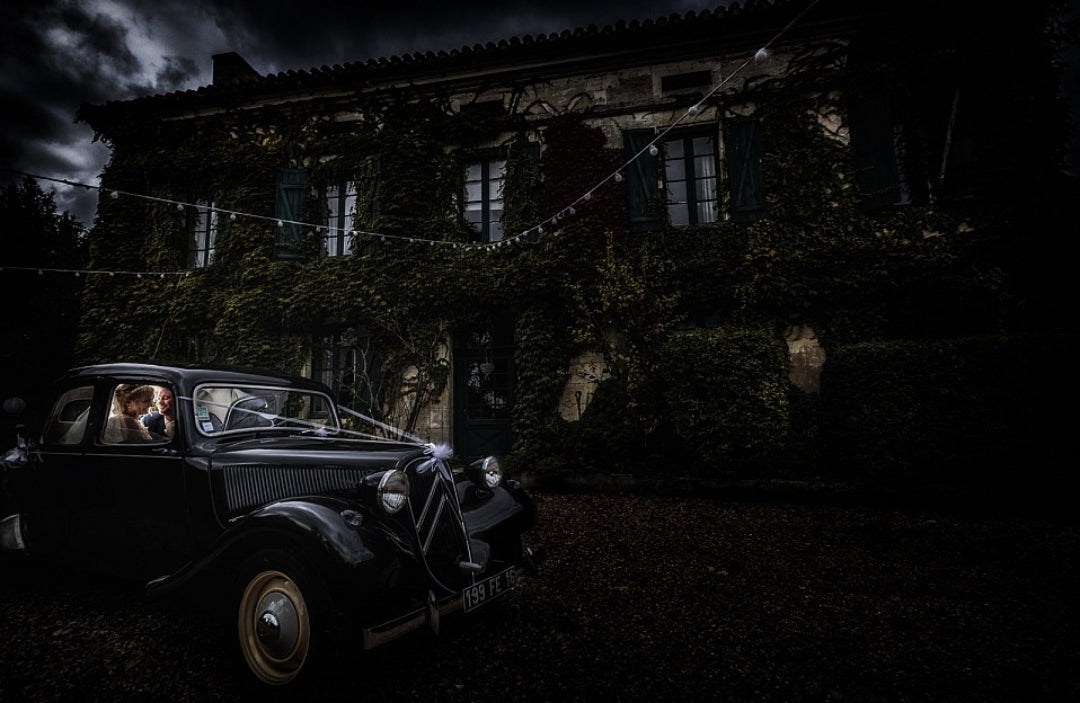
[235,549,324,688]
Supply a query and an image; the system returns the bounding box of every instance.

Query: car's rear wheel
[235,549,323,688]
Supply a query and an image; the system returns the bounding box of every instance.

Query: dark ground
[1,491,1078,702]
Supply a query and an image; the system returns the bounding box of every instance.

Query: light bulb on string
[276,220,284,228]
[229,213,237,221]
[110,190,119,199]
[755,48,768,61]
[649,144,659,157]
[583,192,592,201]
[614,172,624,183]
[176,203,184,211]
[688,105,700,116]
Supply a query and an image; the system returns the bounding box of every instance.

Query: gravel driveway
[2,491,1078,702]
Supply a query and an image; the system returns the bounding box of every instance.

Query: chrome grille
[223,464,366,513]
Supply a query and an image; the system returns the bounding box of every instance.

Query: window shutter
[849,90,902,209]
[624,129,661,231]
[504,140,540,232]
[274,168,306,260]
[726,120,765,222]
[364,157,381,222]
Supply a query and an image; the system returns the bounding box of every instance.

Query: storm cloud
[2,0,722,224]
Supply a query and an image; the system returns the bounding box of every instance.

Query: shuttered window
[626,126,723,228]
[274,168,306,260]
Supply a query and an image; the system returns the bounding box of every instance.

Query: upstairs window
[626,122,763,227]
[323,180,357,257]
[188,201,217,268]
[625,126,721,229]
[664,131,719,226]
[848,89,907,209]
[463,158,506,243]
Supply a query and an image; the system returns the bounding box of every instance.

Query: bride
[104,384,156,443]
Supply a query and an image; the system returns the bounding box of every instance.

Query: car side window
[102,383,170,445]
[42,385,95,446]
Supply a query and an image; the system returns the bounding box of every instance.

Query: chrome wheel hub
[255,593,299,658]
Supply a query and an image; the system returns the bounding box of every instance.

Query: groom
[141,387,177,439]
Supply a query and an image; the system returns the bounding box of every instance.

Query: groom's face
[157,389,174,414]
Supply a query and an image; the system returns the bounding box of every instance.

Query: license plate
[462,567,517,612]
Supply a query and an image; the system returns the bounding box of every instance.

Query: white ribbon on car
[415,442,454,481]
[336,404,425,444]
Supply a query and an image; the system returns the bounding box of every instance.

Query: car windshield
[191,384,340,437]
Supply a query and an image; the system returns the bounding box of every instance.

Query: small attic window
[460,101,505,117]
[661,70,712,94]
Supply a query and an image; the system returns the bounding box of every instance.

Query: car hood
[205,436,433,519]
[208,435,429,469]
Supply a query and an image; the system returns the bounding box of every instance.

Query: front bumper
[0,514,27,552]
[361,545,545,650]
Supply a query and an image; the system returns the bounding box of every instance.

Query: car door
[23,380,109,568]
[94,378,191,577]
[28,377,190,578]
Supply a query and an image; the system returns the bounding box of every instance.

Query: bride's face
[128,395,152,416]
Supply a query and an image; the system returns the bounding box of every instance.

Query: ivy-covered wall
[75,3,1072,484]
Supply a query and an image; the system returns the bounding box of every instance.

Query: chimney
[212,52,260,86]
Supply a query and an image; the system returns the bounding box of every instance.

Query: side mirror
[2,397,26,416]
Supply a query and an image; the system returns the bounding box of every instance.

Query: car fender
[145,495,382,600]
[459,482,532,531]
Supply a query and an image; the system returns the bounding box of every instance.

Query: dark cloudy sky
[2,0,728,226]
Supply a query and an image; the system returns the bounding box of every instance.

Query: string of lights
[3,0,820,279]
[0,265,190,278]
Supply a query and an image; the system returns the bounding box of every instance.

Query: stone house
[75,0,1065,466]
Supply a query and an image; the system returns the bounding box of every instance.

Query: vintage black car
[0,363,542,687]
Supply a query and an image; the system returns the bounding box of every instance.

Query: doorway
[453,314,514,460]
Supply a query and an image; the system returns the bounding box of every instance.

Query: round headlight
[479,456,503,489]
[377,470,409,514]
